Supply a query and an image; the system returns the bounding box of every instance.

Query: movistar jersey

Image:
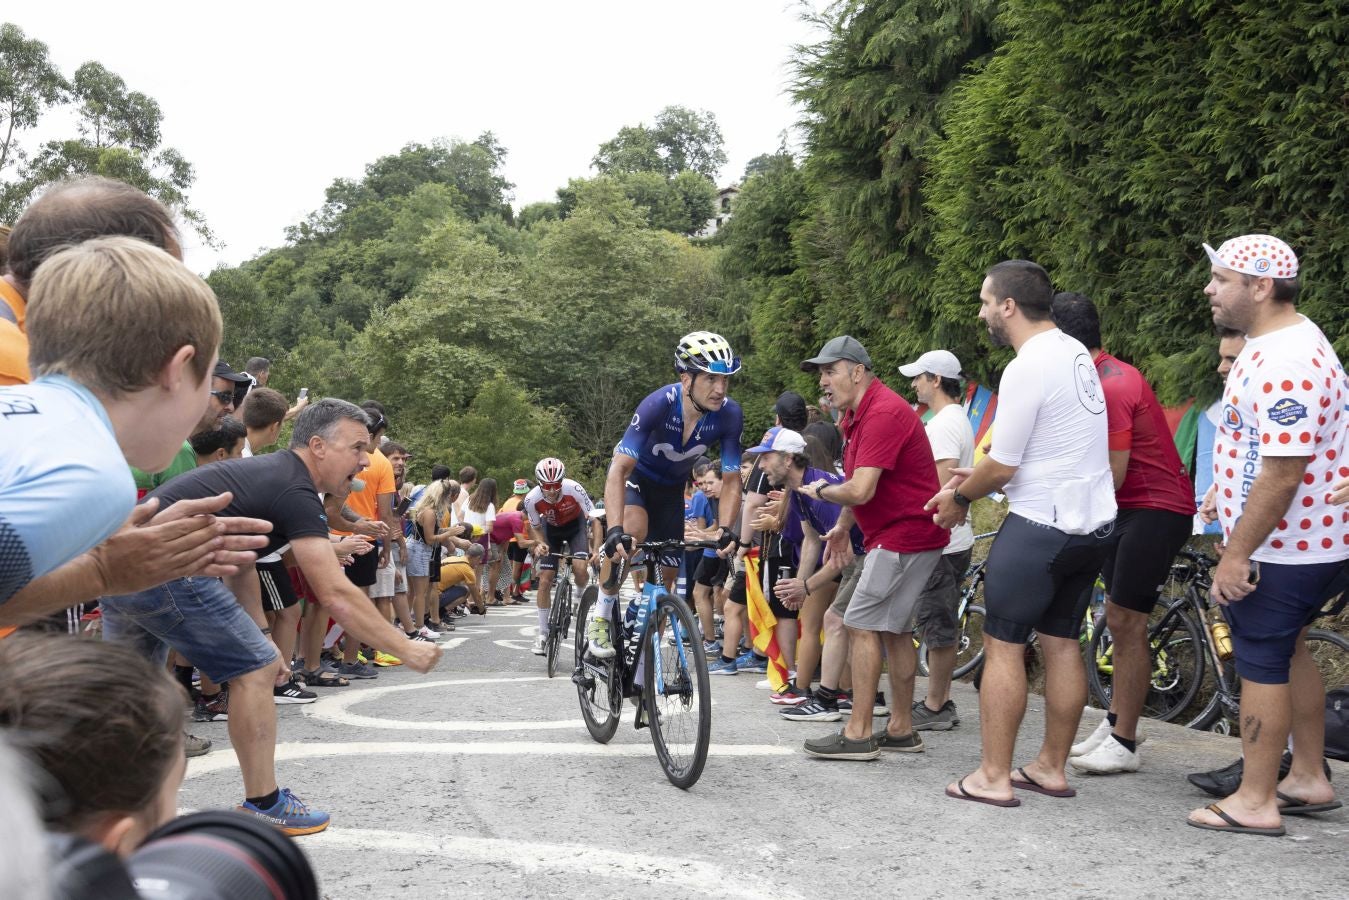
[615,384,743,486]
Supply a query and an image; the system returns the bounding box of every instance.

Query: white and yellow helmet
[675,331,741,376]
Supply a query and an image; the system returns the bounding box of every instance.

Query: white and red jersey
[524,479,594,530]
[1214,315,1349,564]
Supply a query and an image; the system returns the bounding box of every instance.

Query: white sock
[537,608,549,632]
[596,592,617,620]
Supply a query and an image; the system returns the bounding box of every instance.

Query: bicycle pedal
[570,669,593,689]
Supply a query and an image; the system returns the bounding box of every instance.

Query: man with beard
[1184,235,1345,836]
[928,260,1115,806]
[101,399,442,836]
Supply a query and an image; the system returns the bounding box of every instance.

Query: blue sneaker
[736,652,768,674]
[708,656,738,676]
[703,639,723,658]
[238,787,330,836]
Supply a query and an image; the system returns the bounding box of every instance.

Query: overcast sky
[9,1,825,274]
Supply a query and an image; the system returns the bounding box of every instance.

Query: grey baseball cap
[800,335,872,372]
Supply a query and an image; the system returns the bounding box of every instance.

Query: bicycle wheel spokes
[645,595,711,789]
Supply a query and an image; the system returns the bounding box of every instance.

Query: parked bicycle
[571,538,715,788]
[1087,547,1349,733]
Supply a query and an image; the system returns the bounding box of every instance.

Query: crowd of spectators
[0,170,1343,879]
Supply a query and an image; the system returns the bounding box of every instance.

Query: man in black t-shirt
[102,399,441,837]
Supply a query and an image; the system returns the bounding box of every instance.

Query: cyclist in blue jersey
[587,331,746,657]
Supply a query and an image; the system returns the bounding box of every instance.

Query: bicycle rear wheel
[1086,600,1205,722]
[1306,629,1349,690]
[546,580,570,678]
[573,586,619,743]
[644,593,711,789]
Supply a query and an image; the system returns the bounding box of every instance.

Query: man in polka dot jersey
[1189,234,1346,836]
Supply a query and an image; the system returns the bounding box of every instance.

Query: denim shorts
[405,539,433,578]
[101,576,279,683]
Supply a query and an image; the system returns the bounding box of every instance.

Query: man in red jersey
[1052,292,1196,774]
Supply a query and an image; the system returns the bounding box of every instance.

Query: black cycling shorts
[623,473,684,569]
[507,542,529,564]
[537,522,588,573]
[1100,507,1193,614]
[982,513,1111,644]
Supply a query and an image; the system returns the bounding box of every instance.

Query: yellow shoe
[373,651,402,667]
[357,651,370,664]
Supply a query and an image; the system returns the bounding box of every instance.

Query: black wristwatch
[952,488,972,508]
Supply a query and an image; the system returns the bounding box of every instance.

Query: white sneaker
[1071,715,1147,758]
[417,626,439,641]
[1069,735,1141,774]
[1070,716,1112,758]
[532,635,546,656]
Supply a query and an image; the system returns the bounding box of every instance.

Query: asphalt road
[183,603,1348,899]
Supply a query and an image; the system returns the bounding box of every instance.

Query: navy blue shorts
[623,473,683,569]
[1223,559,1344,684]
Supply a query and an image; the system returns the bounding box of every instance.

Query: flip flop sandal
[1011,767,1077,798]
[1187,803,1285,836]
[1276,791,1343,816]
[945,778,1021,808]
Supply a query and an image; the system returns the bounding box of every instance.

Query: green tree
[0,23,68,183]
[926,0,1349,396]
[3,54,210,239]
[430,375,574,488]
[593,105,728,181]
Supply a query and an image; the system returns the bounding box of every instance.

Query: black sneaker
[835,691,889,716]
[273,679,317,705]
[1188,751,1333,797]
[781,687,843,722]
[911,699,959,731]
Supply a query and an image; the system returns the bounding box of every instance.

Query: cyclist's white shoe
[531,634,546,656]
[586,617,616,659]
[1070,716,1112,758]
[1071,715,1146,759]
[1070,735,1141,774]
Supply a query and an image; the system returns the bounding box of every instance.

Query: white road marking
[187,740,794,777]
[296,827,803,900]
[304,675,585,731]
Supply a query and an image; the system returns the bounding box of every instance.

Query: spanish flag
[743,548,791,692]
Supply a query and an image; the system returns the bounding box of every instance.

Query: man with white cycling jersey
[588,332,745,659]
[524,457,594,655]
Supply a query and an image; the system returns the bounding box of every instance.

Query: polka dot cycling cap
[1203,234,1298,279]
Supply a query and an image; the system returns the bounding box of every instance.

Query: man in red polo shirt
[797,335,950,760]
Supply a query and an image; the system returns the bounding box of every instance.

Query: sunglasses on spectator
[208,390,236,405]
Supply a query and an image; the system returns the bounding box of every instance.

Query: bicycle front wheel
[1087,601,1205,722]
[574,585,619,743]
[546,580,570,679]
[644,593,712,789]
[916,605,988,680]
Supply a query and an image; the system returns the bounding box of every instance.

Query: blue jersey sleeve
[614,387,675,463]
[717,399,744,474]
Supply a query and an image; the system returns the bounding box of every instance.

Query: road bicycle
[916,533,997,680]
[1087,548,1349,732]
[542,542,588,678]
[571,538,715,788]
